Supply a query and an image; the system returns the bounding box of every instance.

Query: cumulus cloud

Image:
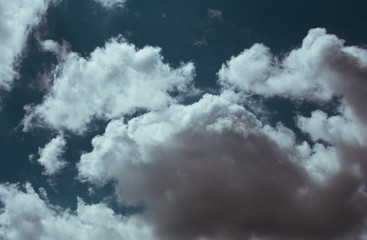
[218,28,367,122]
[0,183,156,240]
[78,93,367,240]
[23,38,195,133]
[75,28,367,240]
[218,27,367,185]
[37,134,67,175]
[0,0,50,90]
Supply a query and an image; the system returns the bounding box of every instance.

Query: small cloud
[207,8,223,22]
[194,37,208,47]
[37,134,67,176]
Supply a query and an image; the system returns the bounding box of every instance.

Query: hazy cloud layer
[0,0,50,90]
[37,134,67,175]
[207,9,223,22]
[23,38,195,133]
[0,183,156,240]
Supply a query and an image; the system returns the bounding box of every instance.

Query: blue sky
[1,1,367,239]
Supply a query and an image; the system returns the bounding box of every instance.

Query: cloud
[218,27,367,184]
[297,109,367,148]
[75,28,367,240]
[0,183,156,240]
[93,0,126,8]
[218,28,367,123]
[23,38,196,133]
[0,0,50,91]
[37,134,67,175]
[78,92,367,240]
[207,9,223,22]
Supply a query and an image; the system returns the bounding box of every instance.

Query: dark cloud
[79,93,367,240]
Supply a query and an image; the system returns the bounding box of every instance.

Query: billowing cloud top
[36,134,67,175]
[0,183,156,240]
[23,38,195,133]
[218,28,367,123]
[76,28,367,240]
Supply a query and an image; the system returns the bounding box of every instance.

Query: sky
[1,0,367,239]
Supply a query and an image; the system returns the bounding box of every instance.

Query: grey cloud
[9,26,367,240]
[79,94,367,240]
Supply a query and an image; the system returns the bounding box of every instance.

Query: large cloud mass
[23,38,195,133]
[5,28,367,240]
[36,134,67,175]
[76,29,367,240]
[0,0,50,90]
[78,92,367,240]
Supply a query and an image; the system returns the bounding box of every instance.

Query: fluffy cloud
[0,0,50,90]
[218,28,367,123]
[218,27,367,186]
[78,93,367,240]
[37,134,67,175]
[0,183,156,240]
[23,38,195,133]
[75,28,367,240]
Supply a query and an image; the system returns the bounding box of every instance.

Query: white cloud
[297,109,367,147]
[0,0,50,90]
[23,38,196,133]
[218,28,367,123]
[37,135,67,175]
[218,27,367,183]
[0,183,156,240]
[75,28,367,239]
[78,92,367,240]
